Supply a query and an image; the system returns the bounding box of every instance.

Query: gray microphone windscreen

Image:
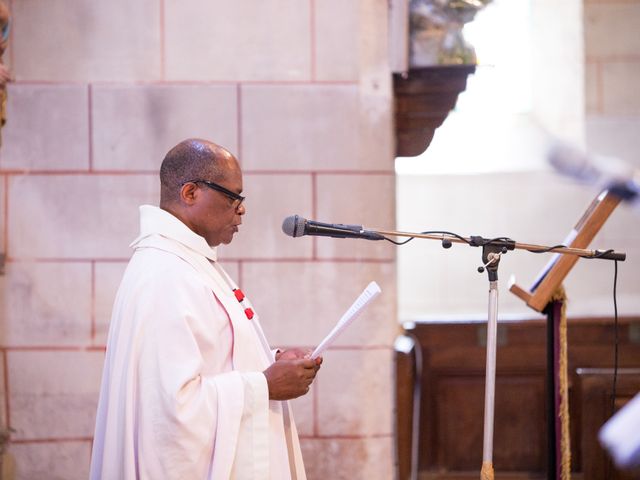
[282,215,306,237]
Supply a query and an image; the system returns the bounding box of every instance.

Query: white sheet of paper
[311,281,381,359]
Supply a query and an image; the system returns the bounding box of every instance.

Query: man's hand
[275,348,310,361]
[263,357,321,401]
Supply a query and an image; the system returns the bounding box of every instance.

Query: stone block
[315,348,393,436]
[586,115,640,166]
[0,175,4,254]
[0,353,5,425]
[241,84,392,171]
[242,261,397,348]
[8,175,158,259]
[314,0,359,81]
[165,0,310,81]
[11,0,161,81]
[219,174,313,260]
[0,84,89,170]
[300,436,394,480]
[8,350,104,439]
[10,440,91,480]
[0,262,92,346]
[585,61,600,114]
[601,61,640,115]
[315,174,395,260]
[94,261,128,346]
[91,84,238,171]
[585,3,640,58]
[218,261,240,286]
[290,386,315,437]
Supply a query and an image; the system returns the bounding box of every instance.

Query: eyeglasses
[183,179,245,210]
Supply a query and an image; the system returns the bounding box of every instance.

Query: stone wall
[0,1,397,478]
[584,0,640,165]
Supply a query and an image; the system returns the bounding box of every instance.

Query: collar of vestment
[130,205,218,262]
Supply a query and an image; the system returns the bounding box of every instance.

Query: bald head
[159,139,237,207]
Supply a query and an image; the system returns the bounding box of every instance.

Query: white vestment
[90,205,306,480]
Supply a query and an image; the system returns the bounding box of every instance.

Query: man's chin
[220,232,236,245]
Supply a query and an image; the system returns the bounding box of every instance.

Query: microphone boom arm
[369,228,626,261]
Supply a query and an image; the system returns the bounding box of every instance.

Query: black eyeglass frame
[183,179,245,207]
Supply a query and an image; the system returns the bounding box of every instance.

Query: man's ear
[179,182,199,205]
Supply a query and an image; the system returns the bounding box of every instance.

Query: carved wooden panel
[395,317,640,479]
[393,66,475,157]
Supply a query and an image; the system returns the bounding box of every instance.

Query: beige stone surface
[316,348,393,436]
[12,0,161,81]
[92,84,238,171]
[0,353,5,426]
[241,84,392,171]
[8,351,104,439]
[290,387,315,437]
[315,174,395,260]
[165,0,311,81]
[585,3,640,58]
[218,261,240,286]
[601,61,640,115]
[8,175,158,259]
[0,262,91,346]
[586,115,640,166]
[0,175,4,254]
[10,440,91,480]
[4,1,398,476]
[242,261,397,348]
[530,0,585,144]
[314,0,359,81]
[300,436,394,479]
[0,84,89,170]
[219,174,314,260]
[585,61,600,114]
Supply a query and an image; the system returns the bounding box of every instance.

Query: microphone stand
[369,227,625,480]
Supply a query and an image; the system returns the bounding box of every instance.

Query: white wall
[397,172,640,320]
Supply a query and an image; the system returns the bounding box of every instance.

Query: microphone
[548,143,639,206]
[282,215,385,241]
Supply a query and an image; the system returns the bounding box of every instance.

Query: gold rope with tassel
[480,460,494,480]
[551,286,571,480]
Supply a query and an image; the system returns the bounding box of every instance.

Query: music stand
[509,189,623,480]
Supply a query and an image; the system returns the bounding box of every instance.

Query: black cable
[382,231,515,248]
[606,260,619,480]
[383,236,413,245]
[382,230,471,246]
[526,244,568,254]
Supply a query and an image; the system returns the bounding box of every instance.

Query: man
[90,139,321,479]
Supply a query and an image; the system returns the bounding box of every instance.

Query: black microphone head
[282,215,307,237]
